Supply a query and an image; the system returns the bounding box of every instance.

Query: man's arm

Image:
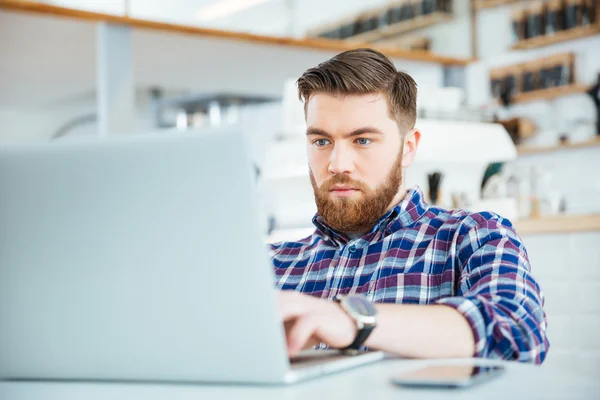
[280,215,549,363]
[280,292,474,359]
[433,215,549,363]
[365,303,475,358]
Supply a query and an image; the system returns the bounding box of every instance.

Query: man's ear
[401,128,420,168]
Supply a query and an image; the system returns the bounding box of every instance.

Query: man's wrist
[333,294,378,351]
[329,300,357,348]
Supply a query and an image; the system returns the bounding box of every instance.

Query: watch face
[347,295,377,317]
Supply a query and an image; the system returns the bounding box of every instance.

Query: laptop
[0,129,384,385]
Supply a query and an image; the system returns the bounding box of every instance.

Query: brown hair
[296,48,417,132]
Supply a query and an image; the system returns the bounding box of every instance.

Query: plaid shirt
[270,186,549,364]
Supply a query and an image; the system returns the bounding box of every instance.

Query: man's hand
[277,290,357,357]
[277,290,476,360]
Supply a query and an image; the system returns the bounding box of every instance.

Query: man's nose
[328,144,354,175]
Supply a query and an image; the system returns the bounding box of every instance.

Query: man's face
[306,93,413,234]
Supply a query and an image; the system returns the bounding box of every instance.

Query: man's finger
[286,315,318,357]
[277,290,310,322]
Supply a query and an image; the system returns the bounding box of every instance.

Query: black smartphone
[390,364,505,389]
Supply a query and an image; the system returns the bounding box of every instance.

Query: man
[271,48,549,364]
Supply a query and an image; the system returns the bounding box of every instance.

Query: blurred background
[1,0,599,375]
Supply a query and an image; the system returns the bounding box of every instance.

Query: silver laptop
[0,129,384,385]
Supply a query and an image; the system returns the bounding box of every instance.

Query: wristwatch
[333,294,378,353]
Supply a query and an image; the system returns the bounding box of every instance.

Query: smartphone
[391,364,505,389]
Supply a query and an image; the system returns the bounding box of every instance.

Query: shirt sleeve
[434,213,549,364]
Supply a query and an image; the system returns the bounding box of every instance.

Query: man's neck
[386,186,408,214]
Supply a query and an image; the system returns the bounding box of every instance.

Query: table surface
[1,357,598,400]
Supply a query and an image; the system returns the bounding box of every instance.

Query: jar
[422,0,436,15]
[339,22,355,39]
[545,0,564,34]
[581,0,594,25]
[526,1,545,39]
[490,69,506,99]
[564,0,581,29]
[557,55,574,86]
[504,66,521,100]
[441,0,453,13]
[379,7,393,27]
[539,59,553,89]
[511,7,526,42]
[411,0,421,18]
[522,63,539,93]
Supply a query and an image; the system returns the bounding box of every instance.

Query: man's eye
[356,138,372,145]
[314,139,330,147]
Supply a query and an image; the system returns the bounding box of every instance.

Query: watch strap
[334,295,376,351]
[341,323,374,351]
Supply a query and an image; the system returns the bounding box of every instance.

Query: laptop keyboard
[289,350,351,370]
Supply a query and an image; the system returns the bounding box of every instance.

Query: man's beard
[310,151,403,234]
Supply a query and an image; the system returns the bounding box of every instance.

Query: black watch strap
[341,324,375,351]
[334,295,377,351]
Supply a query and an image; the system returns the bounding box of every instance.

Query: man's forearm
[364,304,475,359]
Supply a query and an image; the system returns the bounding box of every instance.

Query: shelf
[0,1,471,66]
[515,214,600,235]
[517,137,600,155]
[512,25,600,50]
[475,0,519,10]
[512,84,591,104]
[0,2,474,108]
[348,12,453,43]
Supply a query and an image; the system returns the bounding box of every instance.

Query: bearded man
[270,48,549,364]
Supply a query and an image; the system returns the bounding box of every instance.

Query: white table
[1,358,598,400]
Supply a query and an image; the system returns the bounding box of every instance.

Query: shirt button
[348,245,357,253]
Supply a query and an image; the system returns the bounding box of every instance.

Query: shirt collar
[312,185,429,246]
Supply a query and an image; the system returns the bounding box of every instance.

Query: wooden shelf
[518,137,600,155]
[475,0,519,10]
[348,12,452,43]
[515,214,600,235]
[512,25,600,50]
[0,0,471,66]
[512,84,591,104]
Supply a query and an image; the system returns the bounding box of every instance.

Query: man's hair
[296,48,417,132]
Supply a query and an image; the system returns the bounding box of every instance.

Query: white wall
[522,231,600,377]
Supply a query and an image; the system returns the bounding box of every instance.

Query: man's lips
[330,185,359,191]
[329,186,361,197]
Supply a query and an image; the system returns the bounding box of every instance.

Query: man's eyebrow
[306,126,384,138]
[306,127,332,138]
[347,126,384,136]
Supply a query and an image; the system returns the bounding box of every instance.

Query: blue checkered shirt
[270,186,549,363]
